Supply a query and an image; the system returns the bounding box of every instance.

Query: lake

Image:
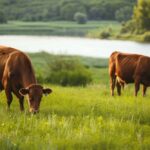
[0,35,150,58]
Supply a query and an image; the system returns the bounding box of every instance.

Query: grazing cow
[0,46,52,113]
[109,51,147,96]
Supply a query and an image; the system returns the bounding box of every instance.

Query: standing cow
[109,51,147,96]
[0,46,52,113]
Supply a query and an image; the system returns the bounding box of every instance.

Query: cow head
[19,84,52,113]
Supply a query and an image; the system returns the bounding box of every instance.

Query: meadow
[0,53,150,150]
[0,21,121,36]
[1,20,147,42]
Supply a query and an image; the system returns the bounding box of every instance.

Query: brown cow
[109,51,120,96]
[109,51,147,96]
[134,55,150,96]
[109,51,126,96]
[0,46,52,113]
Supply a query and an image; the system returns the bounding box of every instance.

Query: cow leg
[3,78,12,110]
[134,77,140,97]
[19,97,24,111]
[13,87,24,111]
[142,85,147,97]
[116,81,121,96]
[15,93,24,111]
[5,87,13,110]
[110,76,116,96]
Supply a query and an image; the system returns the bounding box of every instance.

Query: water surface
[0,35,150,58]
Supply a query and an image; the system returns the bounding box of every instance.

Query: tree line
[121,0,150,41]
[0,0,136,23]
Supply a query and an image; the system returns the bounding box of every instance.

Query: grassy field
[0,21,121,36]
[0,54,150,149]
[0,70,150,150]
[0,21,149,42]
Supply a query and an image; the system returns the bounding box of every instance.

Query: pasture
[0,21,121,36]
[0,53,150,149]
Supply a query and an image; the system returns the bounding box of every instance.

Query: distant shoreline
[0,21,149,43]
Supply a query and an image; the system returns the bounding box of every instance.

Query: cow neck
[22,73,37,88]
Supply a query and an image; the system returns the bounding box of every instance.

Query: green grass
[0,20,148,42]
[0,82,150,149]
[86,22,121,39]
[0,21,121,36]
[28,52,108,84]
[0,54,150,149]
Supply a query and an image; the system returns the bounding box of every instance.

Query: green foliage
[119,0,150,42]
[74,12,87,24]
[133,0,150,31]
[100,30,111,39]
[88,1,130,20]
[28,52,108,85]
[45,58,92,86]
[0,11,7,23]
[142,32,150,42]
[120,20,136,33]
[115,6,133,22]
[121,0,150,36]
[0,0,136,21]
[60,1,86,20]
[87,21,121,38]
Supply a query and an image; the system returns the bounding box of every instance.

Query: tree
[0,11,7,23]
[115,6,133,22]
[133,0,150,30]
[74,12,87,24]
[60,2,86,20]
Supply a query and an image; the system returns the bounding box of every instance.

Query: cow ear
[19,88,29,96]
[43,88,52,96]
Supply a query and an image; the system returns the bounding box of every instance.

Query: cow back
[115,53,141,83]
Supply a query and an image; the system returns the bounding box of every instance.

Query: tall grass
[0,54,149,149]
[0,68,150,149]
[0,84,150,150]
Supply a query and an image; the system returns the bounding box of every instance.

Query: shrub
[74,12,87,24]
[100,31,110,39]
[46,58,92,86]
[142,32,150,42]
[36,74,45,84]
[120,20,136,34]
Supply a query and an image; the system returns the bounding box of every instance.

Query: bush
[100,30,110,39]
[74,12,87,24]
[36,74,45,84]
[120,20,136,34]
[142,32,150,42]
[46,58,92,86]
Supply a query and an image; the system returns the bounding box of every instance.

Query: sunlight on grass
[0,84,150,150]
